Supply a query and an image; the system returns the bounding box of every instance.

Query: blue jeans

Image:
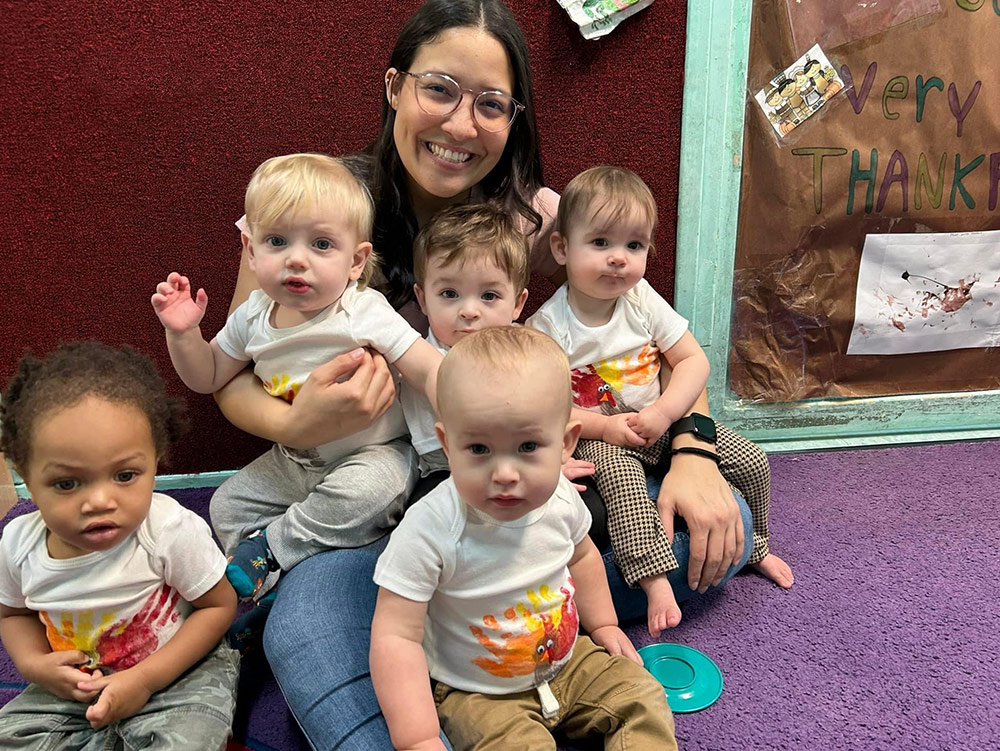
[263,483,752,750]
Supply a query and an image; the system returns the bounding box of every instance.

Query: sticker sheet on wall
[847,230,1000,355]
[753,45,846,138]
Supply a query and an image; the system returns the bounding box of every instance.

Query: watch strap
[670,446,720,464]
[668,413,717,444]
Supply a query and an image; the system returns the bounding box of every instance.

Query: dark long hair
[364,0,544,309]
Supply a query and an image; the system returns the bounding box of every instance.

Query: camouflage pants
[0,641,240,750]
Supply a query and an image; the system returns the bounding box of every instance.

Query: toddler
[151,153,441,603]
[528,165,793,636]
[371,326,676,751]
[0,342,239,750]
[401,202,530,494]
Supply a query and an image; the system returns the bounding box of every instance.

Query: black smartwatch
[668,413,717,445]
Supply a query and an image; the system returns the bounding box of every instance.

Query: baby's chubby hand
[626,404,673,444]
[79,667,154,729]
[561,457,595,492]
[601,413,646,449]
[151,272,209,334]
[22,650,102,704]
[589,625,642,666]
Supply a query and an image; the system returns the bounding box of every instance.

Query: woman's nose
[440,98,479,141]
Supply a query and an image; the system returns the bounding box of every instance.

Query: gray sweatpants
[0,641,240,751]
[209,439,418,571]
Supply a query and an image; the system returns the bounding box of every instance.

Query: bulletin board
[674,0,1000,451]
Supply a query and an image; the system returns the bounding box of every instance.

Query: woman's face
[388,26,516,210]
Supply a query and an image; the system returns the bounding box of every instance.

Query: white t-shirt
[526,279,688,414]
[215,282,420,466]
[398,330,448,459]
[0,493,226,673]
[374,475,591,695]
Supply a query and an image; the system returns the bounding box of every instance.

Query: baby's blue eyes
[116,470,138,483]
[441,290,459,299]
[481,291,499,301]
[519,442,538,453]
[262,237,334,250]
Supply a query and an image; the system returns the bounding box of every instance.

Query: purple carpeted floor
[2,440,998,751]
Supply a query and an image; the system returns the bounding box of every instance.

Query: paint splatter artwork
[848,230,1000,355]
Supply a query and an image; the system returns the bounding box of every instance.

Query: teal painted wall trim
[675,0,1000,452]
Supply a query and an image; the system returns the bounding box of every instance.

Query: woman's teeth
[428,143,473,163]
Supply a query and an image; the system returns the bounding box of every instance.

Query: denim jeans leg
[606,476,754,624]
[263,539,452,751]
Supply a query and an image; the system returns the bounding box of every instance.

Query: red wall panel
[0,1,687,474]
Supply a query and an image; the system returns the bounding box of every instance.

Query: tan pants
[434,635,677,751]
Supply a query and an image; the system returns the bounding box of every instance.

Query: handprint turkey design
[469,583,579,685]
[39,582,184,672]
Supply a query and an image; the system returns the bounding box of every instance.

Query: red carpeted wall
[1,1,688,475]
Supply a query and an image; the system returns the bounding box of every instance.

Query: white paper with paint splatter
[847,230,1000,355]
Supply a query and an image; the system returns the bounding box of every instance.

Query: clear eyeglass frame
[393,70,525,133]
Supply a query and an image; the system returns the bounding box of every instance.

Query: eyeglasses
[393,71,525,133]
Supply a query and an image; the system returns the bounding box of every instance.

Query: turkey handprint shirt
[0,494,227,673]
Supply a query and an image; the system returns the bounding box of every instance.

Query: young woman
[213,1,755,747]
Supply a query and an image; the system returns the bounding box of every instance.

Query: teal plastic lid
[638,643,724,713]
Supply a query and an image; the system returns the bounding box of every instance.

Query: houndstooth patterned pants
[574,421,771,587]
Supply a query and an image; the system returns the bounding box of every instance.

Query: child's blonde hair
[245,153,379,287]
[437,326,572,422]
[413,203,530,294]
[557,165,658,253]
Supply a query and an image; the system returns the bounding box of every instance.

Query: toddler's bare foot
[751,553,794,588]
[639,574,681,637]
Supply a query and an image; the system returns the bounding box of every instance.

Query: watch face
[691,413,717,442]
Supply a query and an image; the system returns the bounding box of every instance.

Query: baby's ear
[512,288,529,321]
[350,242,373,281]
[434,422,450,459]
[242,232,257,270]
[550,232,568,265]
[414,284,428,315]
[562,419,583,463]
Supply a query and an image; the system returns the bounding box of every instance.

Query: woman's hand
[284,348,397,449]
[657,452,743,593]
[215,348,396,449]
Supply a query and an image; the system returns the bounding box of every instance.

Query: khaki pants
[434,635,677,751]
